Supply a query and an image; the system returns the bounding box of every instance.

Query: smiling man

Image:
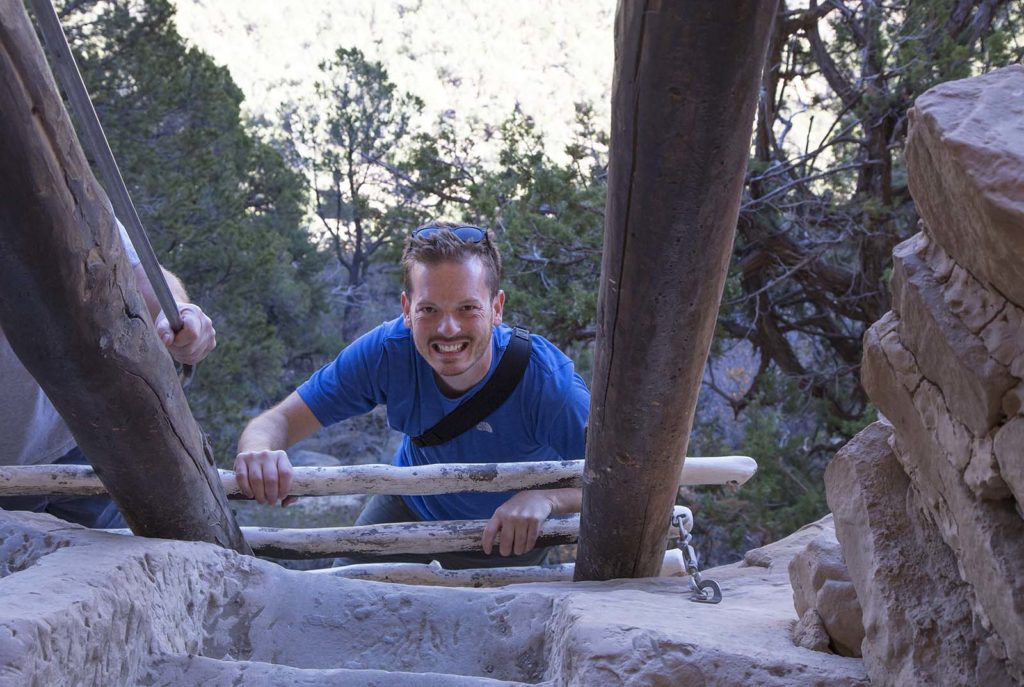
[235,222,589,568]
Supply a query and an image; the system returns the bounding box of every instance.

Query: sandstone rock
[0,513,69,578]
[1002,382,1024,418]
[0,509,870,687]
[916,222,957,283]
[792,610,831,653]
[546,517,869,686]
[905,64,1024,309]
[825,421,1017,686]
[877,313,920,395]
[993,417,1024,510]
[943,264,1006,334]
[964,435,1012,501]
[913,378,972,472]
[147,656,535,686]
[978,299,1024,368]
[788,532,864,657]
[862,327,1024,681]
[1014,353,1024,381]
[891,232,1016,435]
[742,513,836,570]
[917,228,1024,383]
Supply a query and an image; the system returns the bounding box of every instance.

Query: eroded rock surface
[860,232,1024,683]
[0,509,868,687]
[787,526,863,657]
[544,516,867,686]
[824,66,1024,687]
[905,64,1024,308]
[826,422,1015,686]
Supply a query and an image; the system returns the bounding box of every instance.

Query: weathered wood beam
[0,2,249,553]
[111,508,692,565]
[0,456,758,497]
[112,514,582,560]
[576,1,779,580]
[306,547,689,587]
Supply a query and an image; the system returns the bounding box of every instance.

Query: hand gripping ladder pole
[29,0,194,387]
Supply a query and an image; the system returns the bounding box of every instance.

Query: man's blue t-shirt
[297,317,590,521]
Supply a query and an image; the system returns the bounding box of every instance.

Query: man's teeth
[436,342,464,353]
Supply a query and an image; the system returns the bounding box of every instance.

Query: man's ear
[492,290,505,325]
[401,291,412,327]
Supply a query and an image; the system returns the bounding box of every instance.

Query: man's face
[401,257,504,396]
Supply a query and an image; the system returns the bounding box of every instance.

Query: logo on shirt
[475,421,493,433]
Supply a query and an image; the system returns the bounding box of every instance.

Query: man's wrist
[545,487,583,514]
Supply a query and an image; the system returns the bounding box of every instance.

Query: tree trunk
[575,0,778,580]
[0,2,249,553]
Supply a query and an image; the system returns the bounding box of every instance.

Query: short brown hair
[401,221,502,297]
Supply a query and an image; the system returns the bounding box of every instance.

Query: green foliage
[57,0,1024,554]
[277,47,424,339]
[471,106,607,353]
[62,0,331,458]
[393,104,606,357]
[324,2,1018,561]
[687,378,832,566]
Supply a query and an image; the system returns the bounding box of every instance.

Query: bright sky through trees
[173,1,615,158]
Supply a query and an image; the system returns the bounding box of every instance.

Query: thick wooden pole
[575,1,778,580]
[0,3,249,553]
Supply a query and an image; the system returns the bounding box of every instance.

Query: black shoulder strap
[412,327,532,448]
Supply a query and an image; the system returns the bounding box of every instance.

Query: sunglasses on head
[412,225,487,243]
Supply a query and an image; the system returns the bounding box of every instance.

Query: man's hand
[481,490,555,557]
[156,303,216,365]
[234,450,295,506]
[233,392,321,508]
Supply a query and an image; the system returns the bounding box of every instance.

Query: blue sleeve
[534,364,590,460]
[297,326,389,426]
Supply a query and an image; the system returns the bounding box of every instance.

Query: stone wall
[826,65,1024,687]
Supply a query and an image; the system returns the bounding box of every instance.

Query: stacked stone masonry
[827,65,1024,687]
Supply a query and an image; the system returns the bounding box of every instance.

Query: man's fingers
[263,466,280,505]
[179,304,200,328]
[499,521,516,557]
[250,463,267,504]
[160,304,216,364]
[482,517,499,555]
[234,451,294,506]
[277,454,293,505]
[513,521,532,556]
[234,458,252,499]
[155,313,174,346]
[168,313,199,354]
[181,304,214,341]
[172,326,198,348]
[525,521,539,555]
